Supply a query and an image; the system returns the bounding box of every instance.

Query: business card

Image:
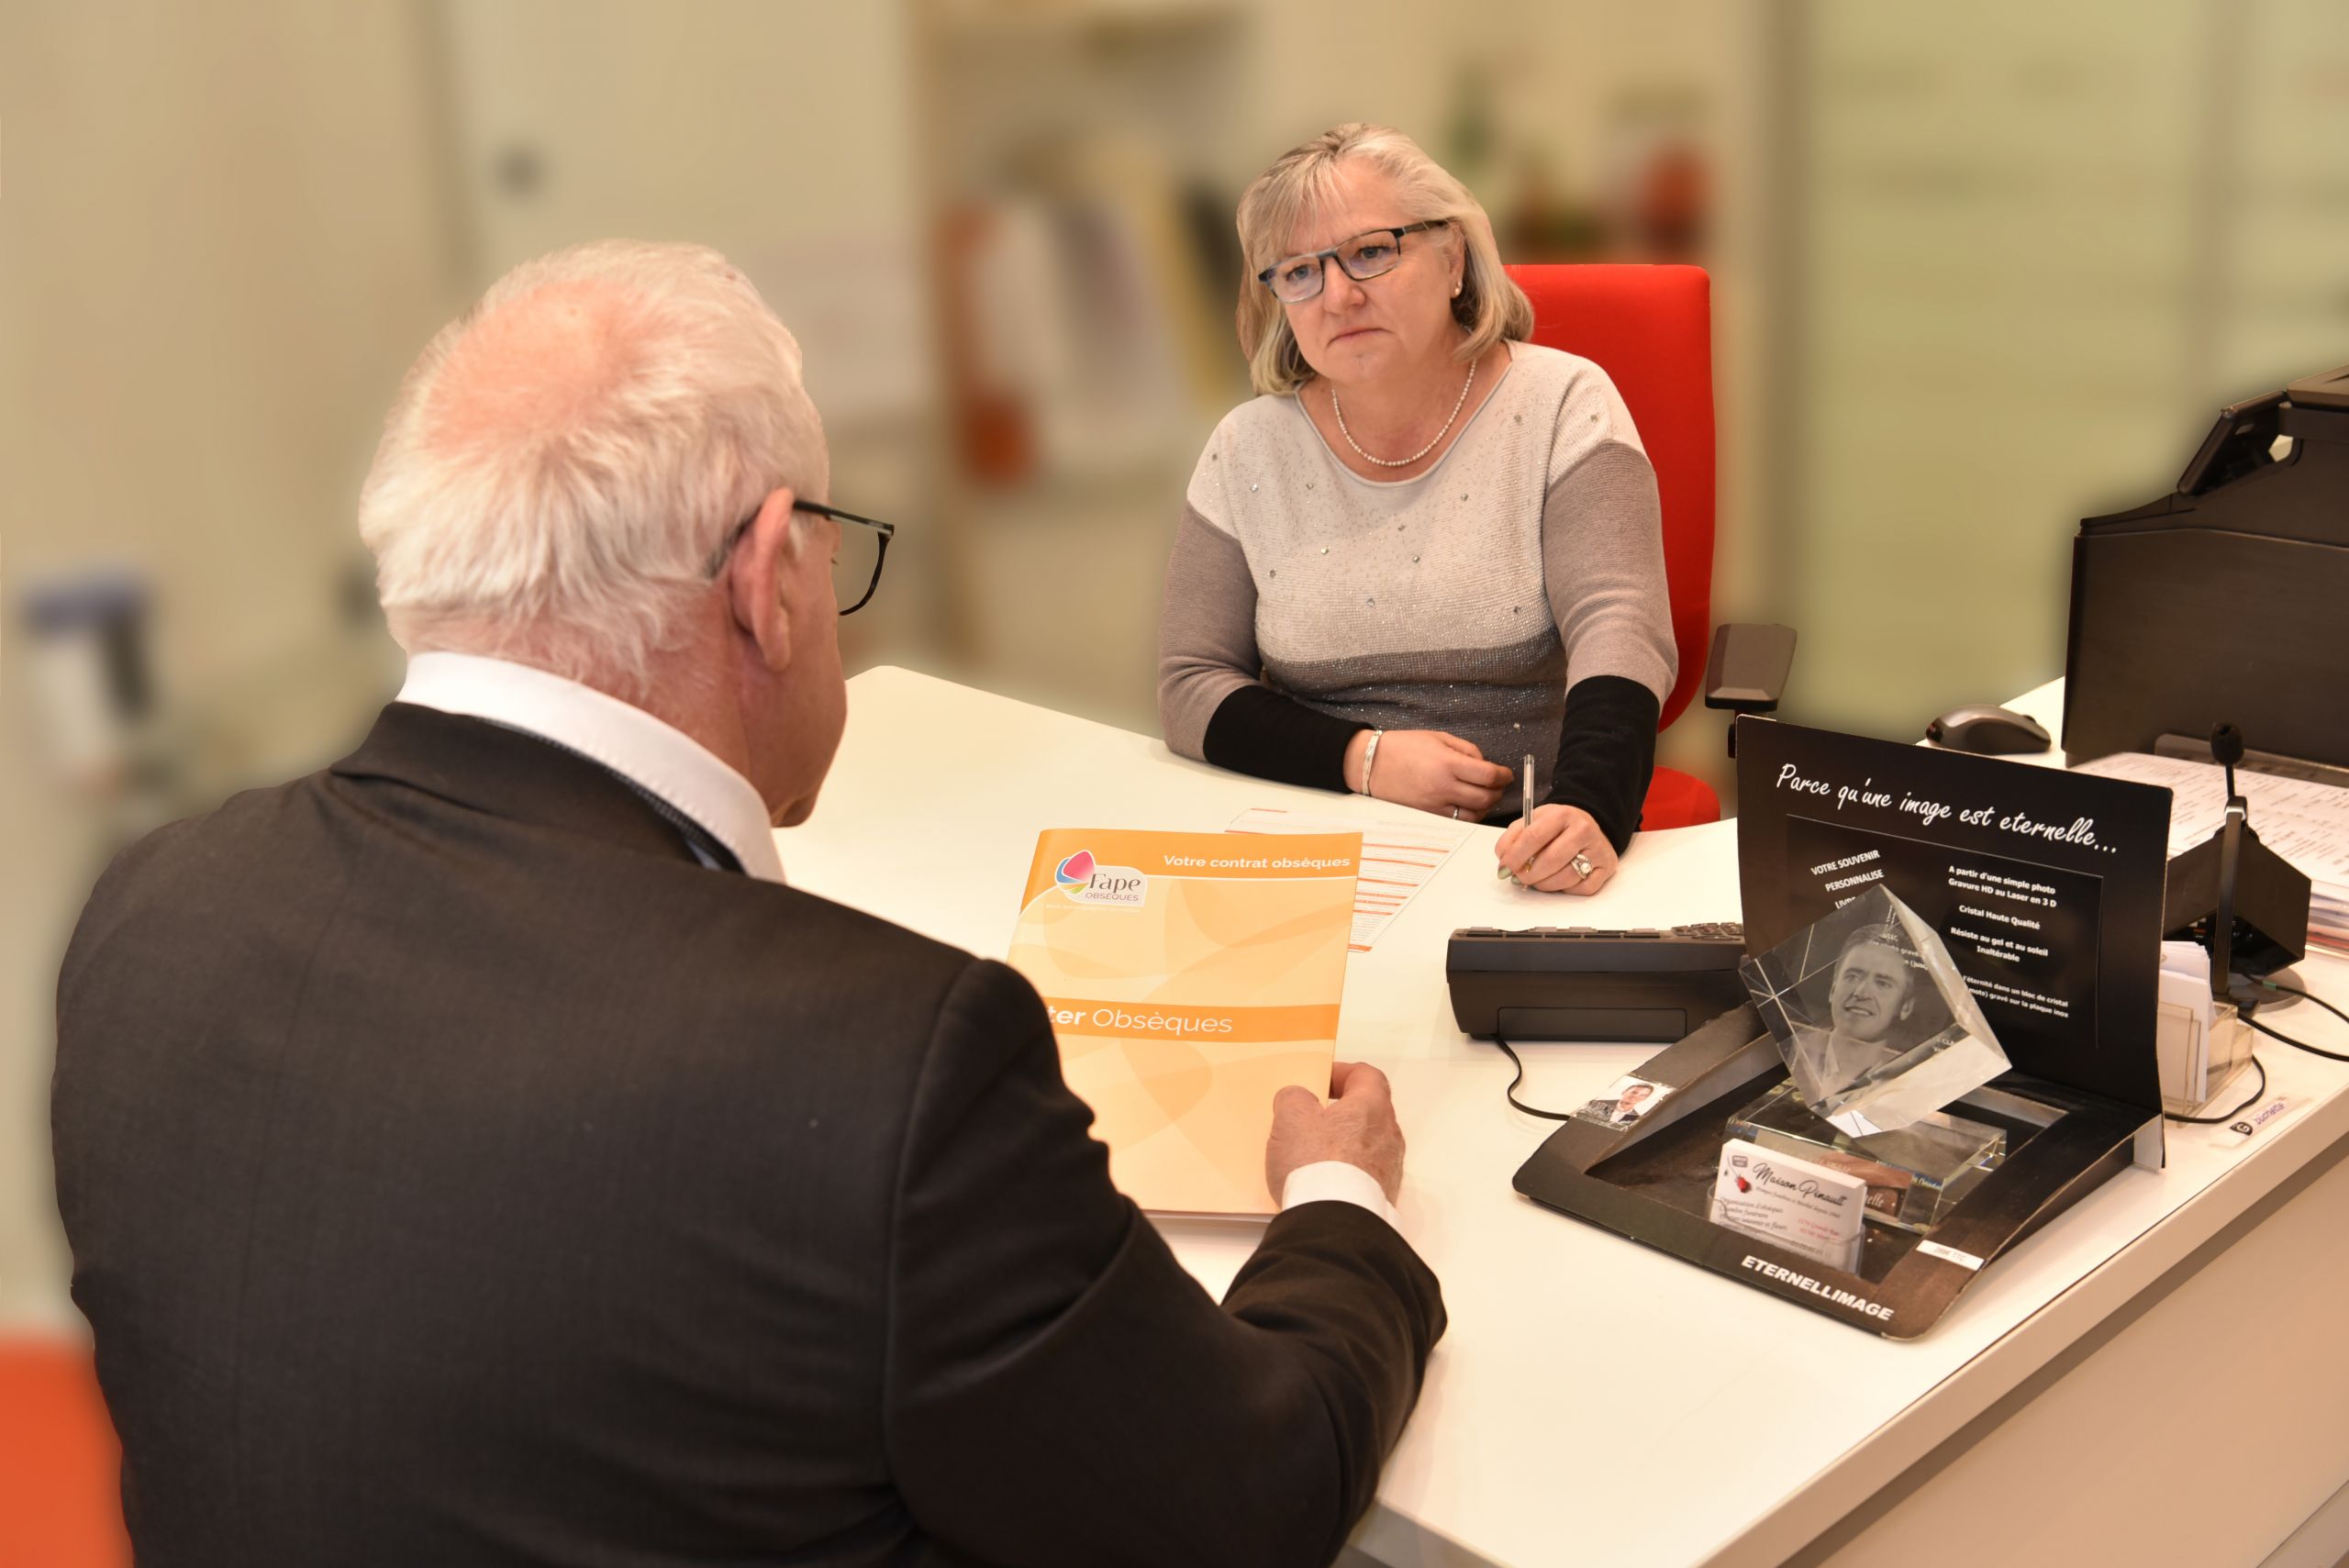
[1709,1140,1865,1273]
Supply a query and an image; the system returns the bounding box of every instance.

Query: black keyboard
[1446,922,1749,1042]
[1449,922,1745,972]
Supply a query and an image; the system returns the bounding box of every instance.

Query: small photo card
[1575,1075,1672,1129]
[1709,1140,1865,1273]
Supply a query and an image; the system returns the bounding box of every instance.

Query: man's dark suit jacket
[52,703,1445,1567]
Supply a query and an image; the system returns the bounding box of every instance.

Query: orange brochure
[1008,828,1363,1217]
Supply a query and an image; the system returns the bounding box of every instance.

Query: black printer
[2065,363,2349,773]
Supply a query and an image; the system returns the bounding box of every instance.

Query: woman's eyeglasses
[706,500,896,617]
[1256,220,1450,305]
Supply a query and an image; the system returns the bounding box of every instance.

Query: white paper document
[2071,751,2349,952]
[1227,807,1471,951]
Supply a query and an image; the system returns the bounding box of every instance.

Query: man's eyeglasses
[1255,220,1450,305]
[706,500,896,617]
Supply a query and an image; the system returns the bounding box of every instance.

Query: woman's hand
[1494,804,1618,895]
[1346,729,1511,819]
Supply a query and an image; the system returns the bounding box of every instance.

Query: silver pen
[1498,752,1536,879]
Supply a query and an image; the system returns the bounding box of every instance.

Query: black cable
[2247,979,2349,1062]
[1489,1032,1579,1120]
[2258,978,2349,1030]
[2164,1052,2267,1125]
[2247,1017,2349,1062]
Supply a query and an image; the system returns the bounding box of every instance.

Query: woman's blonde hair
[1233,123,1532,396]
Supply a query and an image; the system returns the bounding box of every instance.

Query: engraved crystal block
[1739,884,2012,1137]
[1726,1081,2006,1234]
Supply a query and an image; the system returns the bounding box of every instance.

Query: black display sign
[1735,719,2174,1116]
[1513,719,2180,1337]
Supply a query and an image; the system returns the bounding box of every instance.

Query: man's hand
[1494,803,1619,895]
[1265,1061,1406,1204]
[1344,729,1511,820]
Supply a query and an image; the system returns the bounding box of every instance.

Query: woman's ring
[1450,806,1461,819]
[1570,851,1596,882]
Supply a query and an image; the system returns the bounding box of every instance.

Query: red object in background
[1634,143,1709,259]
[937,204,1037,487]
[1506,263,1721,830]
[0,1340,128,1568]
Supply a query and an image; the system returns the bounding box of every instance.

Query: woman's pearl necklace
[1331,359,1476,469]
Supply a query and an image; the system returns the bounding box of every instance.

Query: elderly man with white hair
[52,240,1443,1568]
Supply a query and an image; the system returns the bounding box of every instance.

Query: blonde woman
[1158,123,1677,895]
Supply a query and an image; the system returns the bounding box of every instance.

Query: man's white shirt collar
[394,651,785,884]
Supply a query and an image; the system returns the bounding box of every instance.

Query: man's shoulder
[70,762,995,1035]
[76,771,328,924]
[700,877,990,1005]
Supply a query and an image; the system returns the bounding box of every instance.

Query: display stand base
[1513,1005,2157,1338]
[1726,1083,2006,1234]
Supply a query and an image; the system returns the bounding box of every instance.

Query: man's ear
[1897,995,1917,1022]
[727,487,799,673]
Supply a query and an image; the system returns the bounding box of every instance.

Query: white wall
[0,0,457,1326]
[1785,0,2349,739]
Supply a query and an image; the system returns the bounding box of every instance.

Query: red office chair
[1505,263,1721,829]
[0,1339,129,1567]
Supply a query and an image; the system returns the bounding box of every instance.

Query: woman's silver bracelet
[1360,729,1384,796]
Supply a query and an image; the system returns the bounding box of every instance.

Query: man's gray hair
[358,240,827,695]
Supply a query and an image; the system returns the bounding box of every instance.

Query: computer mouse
[1925,705,2053,754]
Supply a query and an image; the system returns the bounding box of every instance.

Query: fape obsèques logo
[1054,850,1148,909]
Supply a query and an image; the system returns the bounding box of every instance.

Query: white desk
[779,669,2349,1568]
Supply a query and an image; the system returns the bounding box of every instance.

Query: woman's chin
[1317,339,1393,383]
